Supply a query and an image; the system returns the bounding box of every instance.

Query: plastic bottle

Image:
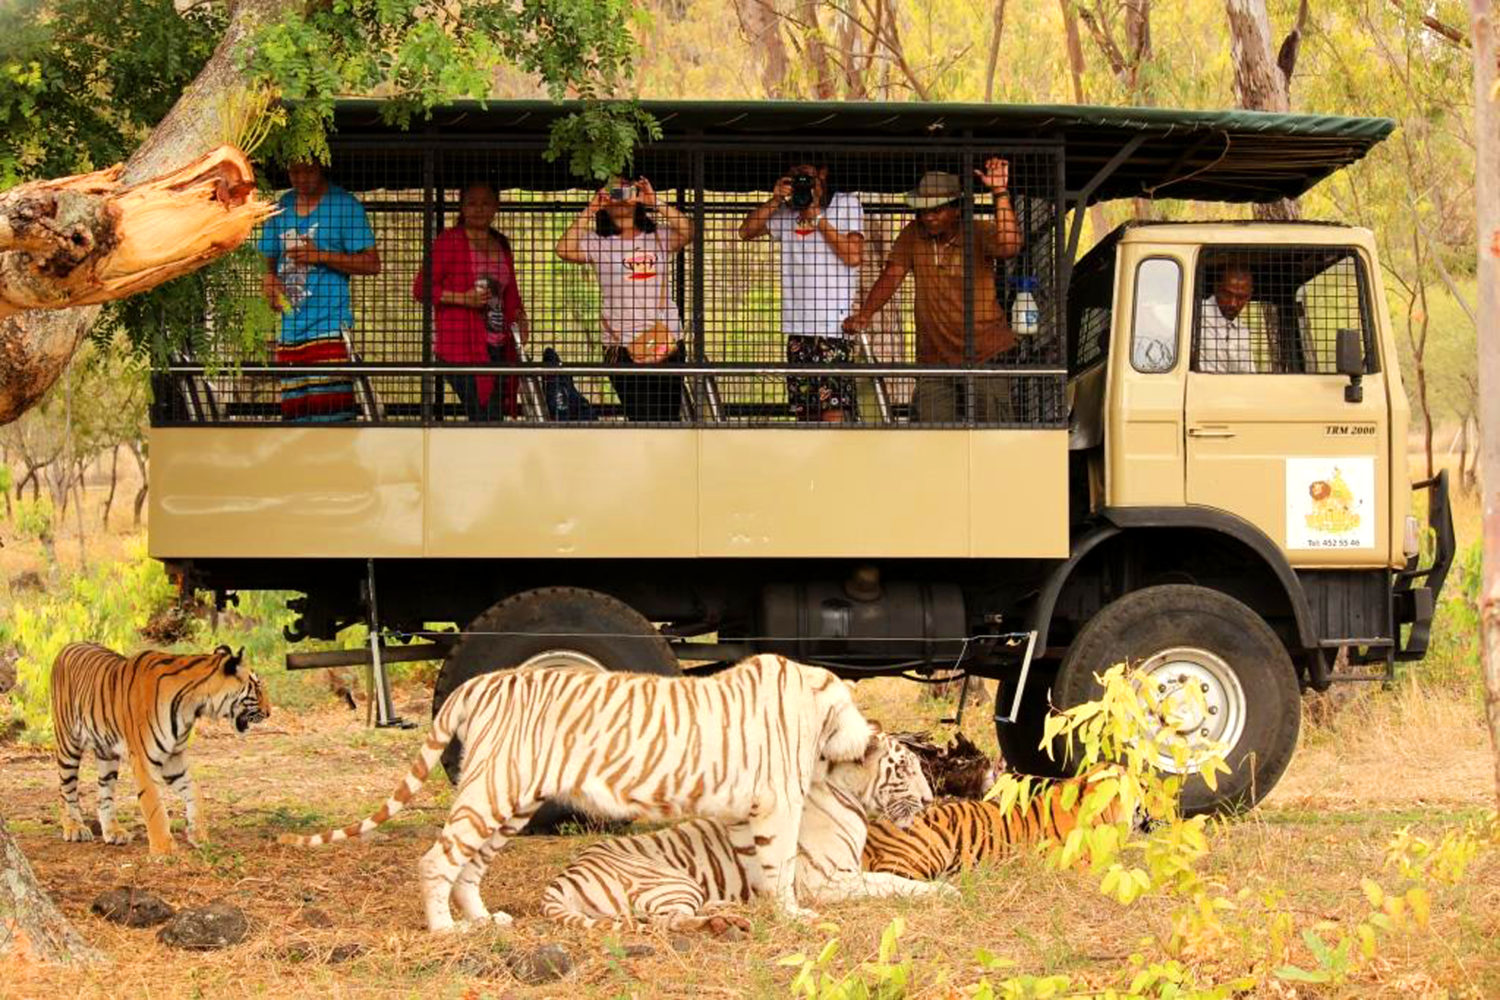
[278,225,318,314]
[1011,276,1039,337]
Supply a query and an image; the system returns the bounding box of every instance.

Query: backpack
[541,347,595,422]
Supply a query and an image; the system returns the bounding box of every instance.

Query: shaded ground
[1,678,1496,999]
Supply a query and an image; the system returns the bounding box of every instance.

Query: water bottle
[479,279,506,341]
[278,227,317,313]
[1011,276,1039,337]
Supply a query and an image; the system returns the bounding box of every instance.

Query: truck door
[1183,246,1390,565]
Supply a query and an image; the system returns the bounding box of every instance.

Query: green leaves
[242,0,658,180]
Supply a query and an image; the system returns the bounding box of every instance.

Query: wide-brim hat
[905,171,962,209]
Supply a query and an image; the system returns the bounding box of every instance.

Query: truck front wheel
[1053,584,1300,815]
[432,587,681,832]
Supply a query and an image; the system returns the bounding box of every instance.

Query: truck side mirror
[1336,328,1363,403]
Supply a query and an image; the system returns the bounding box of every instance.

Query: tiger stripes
[539,730,954,934]
[51,642,270,854]
[861,766,1136,880]
[277,653,872,934]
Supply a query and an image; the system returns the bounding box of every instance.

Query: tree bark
[130,440,149,528]
[735,0,792,96]
[0,0,292,427]
[1226,0,1301,221]
[1471,0,1500,809]
[1,818,103,964]
[102,444,119,529]
[982,0,1008,103]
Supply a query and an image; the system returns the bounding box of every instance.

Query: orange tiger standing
[51,642,270,854]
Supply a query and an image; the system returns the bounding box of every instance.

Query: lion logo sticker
[1286,458,1375,550]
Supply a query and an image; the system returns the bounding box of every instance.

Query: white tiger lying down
[541,729,959,934]
[279,654,870,933]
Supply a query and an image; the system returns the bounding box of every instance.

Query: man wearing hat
[843,157,1022,423]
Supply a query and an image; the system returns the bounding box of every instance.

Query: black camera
[789,173,816,209]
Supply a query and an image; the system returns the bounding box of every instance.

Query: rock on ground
[90,887,175,928]
[156,901,248,950]
[506,943,573,984]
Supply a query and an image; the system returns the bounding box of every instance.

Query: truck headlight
[1404,515,1421,558]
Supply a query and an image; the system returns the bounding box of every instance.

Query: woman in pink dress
[413,181,529,420]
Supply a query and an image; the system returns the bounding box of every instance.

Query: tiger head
[829,726,933,829]
[206,645,271,733]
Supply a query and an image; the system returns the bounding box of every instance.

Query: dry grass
[1,676,1496,1000]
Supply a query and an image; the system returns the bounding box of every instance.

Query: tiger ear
[221,646,244,675]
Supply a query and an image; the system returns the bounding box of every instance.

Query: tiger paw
[933,882,962,900]
[451,911,513,934]
[704,914,752,940]
[100,827,133,846]
[187,828,209,848]
[61,823,95,843]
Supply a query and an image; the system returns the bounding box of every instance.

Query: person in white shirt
[739,164,865,422]
[1197,262,1255,373]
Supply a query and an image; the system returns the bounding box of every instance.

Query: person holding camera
[413,180,530,422]
[843,158,1022,424]
[557,176,693,422]
[740,164,865,422]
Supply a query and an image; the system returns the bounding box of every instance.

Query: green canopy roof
[328,98,1393,205]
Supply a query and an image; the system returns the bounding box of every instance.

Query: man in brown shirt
[843,158,1023,423]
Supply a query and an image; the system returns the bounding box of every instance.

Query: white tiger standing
[279,654,870,933]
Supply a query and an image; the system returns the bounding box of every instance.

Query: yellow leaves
[1360,877,1384,908]
[1405,886,1431,928]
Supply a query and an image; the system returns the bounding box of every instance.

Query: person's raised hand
[975,157,1010,193]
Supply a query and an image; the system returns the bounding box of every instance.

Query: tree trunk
[735,0,792,96]
[983,0,1008,103]
[1226,0,1301,221]
[1,819,103,964]
[130,441,149,528]
[0,0,292,427]
[101,444,119,529]
[794,0,837,99]
[1472,0,1500,808]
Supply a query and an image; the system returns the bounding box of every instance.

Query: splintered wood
[0,146,272,318]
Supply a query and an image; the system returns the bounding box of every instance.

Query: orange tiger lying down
[279,654,871,934]
[862,766,1140,879]
[51,642,270,854]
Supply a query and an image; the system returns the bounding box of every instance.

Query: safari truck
[148,100,1454,817]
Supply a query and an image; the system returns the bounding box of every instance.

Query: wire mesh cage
[154,136,1068,429]
[1191,245,1374,376]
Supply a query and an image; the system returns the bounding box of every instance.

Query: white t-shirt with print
[579,228,682,346]
[767,192,864,338]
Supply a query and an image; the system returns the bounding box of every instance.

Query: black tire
[1052,584,1300,816]
[432,586,681,833]
[993,664,1069,778]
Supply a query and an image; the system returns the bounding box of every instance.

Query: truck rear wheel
[1052,584,1300,816]
[432,586,680,832]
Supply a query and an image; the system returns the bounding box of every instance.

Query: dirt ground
[1,676,1497,1000]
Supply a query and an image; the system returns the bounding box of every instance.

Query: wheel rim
[515,649,608,672]
[1136,647,1246,774]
